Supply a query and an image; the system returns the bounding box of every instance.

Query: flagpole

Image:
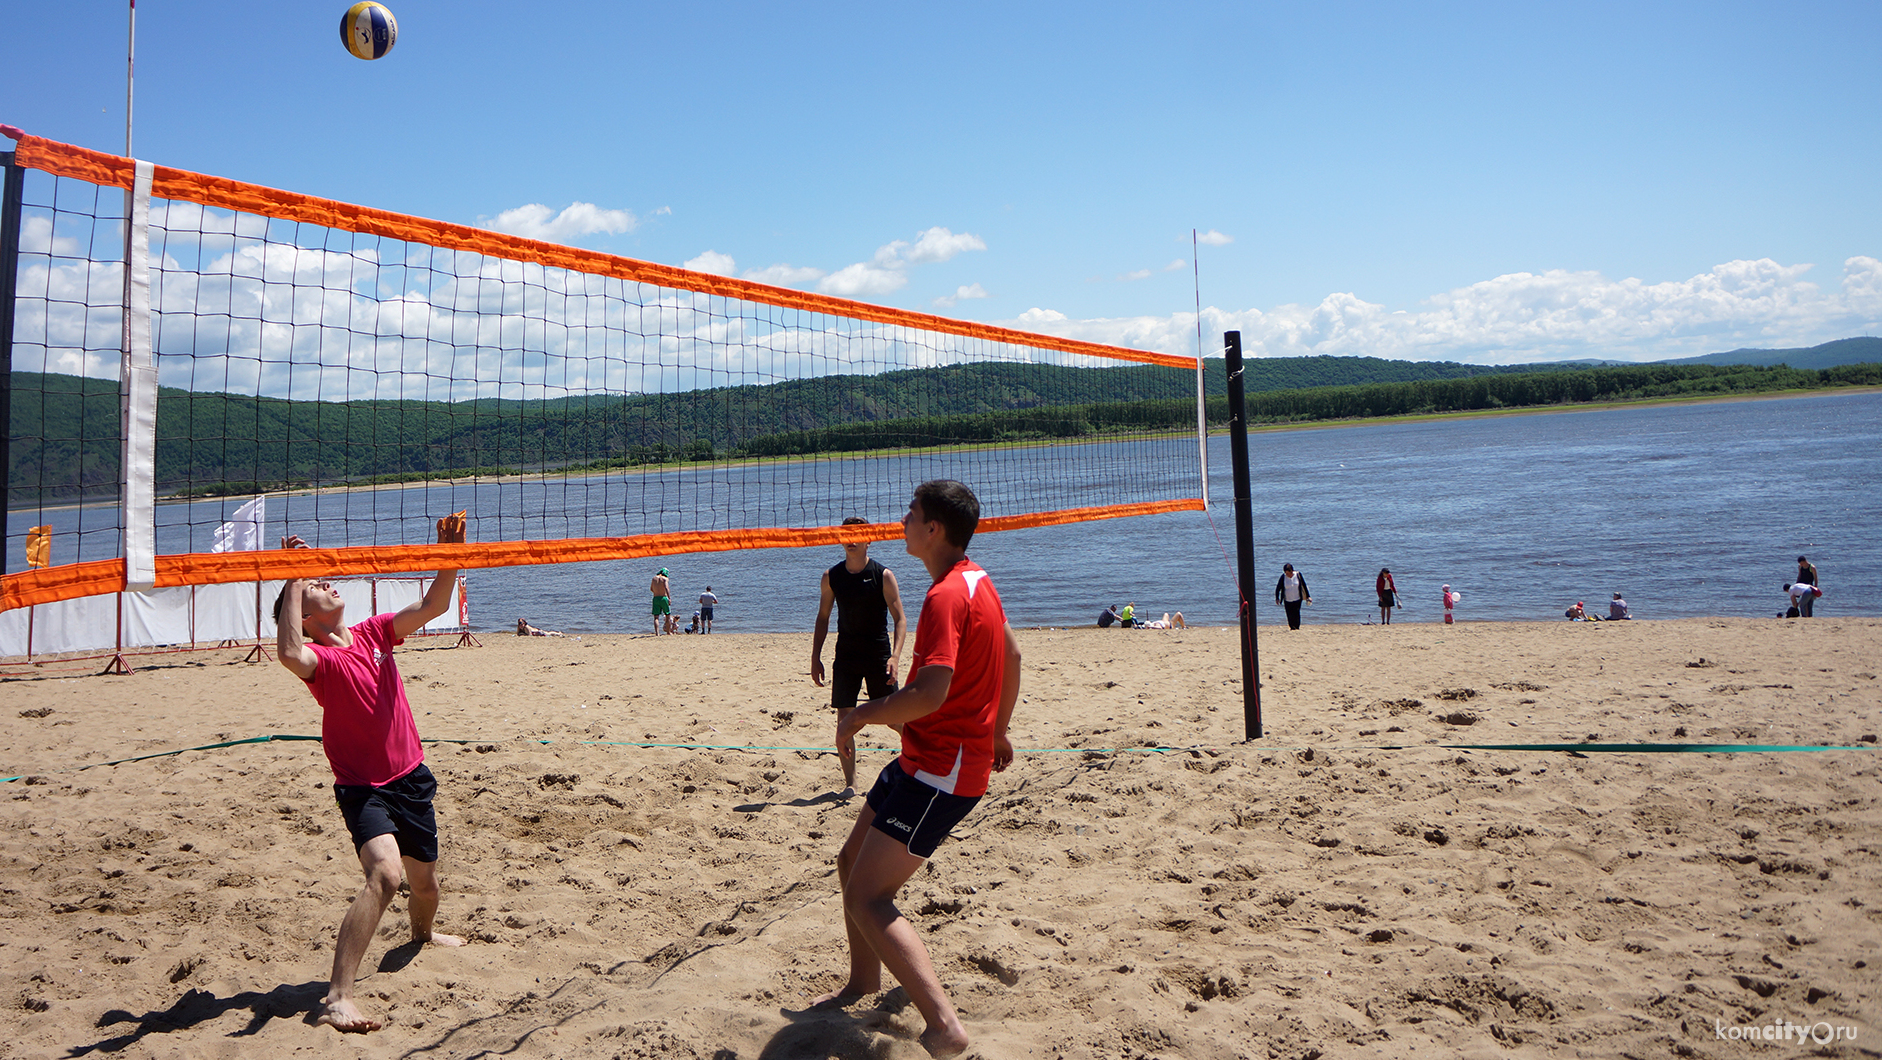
[125,1,136,156]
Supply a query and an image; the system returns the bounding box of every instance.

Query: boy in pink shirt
[274,514,465,1033]
[821,481,1023,1056]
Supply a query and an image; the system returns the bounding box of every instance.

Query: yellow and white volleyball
[340,2,398,60]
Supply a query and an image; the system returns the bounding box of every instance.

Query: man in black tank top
[812,517,908,794]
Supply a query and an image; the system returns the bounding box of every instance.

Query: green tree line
[8,359,1878,502]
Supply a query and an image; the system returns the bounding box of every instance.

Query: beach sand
[2,618,1877,1058]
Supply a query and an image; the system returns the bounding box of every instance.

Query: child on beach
[819,481,1022,1056]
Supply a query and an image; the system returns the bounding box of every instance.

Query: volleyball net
[1,129,1207,613]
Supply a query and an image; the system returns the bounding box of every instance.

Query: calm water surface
[476,391,1882,633]
[12,391,1878,634]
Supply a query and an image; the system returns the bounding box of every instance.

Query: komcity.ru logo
[1713,1018,1860,1045]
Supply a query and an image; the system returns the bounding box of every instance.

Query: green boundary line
[2,736,1871,784]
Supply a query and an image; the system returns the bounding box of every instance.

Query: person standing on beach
[698,585,719,633]
[1274,563,1310,630]
[818,481,1022,1057]
[812,516,908,795]
[272,515,467,1033]
[1796,556,1820,617]
[1442,584,1458,624]
[1376,568,1397,625]
[650,567,671,635]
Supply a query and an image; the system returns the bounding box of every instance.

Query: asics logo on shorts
[883,815,912,833]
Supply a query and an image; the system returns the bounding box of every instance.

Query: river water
[475,390,1881,633]
[12,391,1879,633]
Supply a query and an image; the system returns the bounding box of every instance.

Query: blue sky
[4,0,1879,363]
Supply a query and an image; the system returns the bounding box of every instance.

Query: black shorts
[334,763,439,862]
[831,657,898,712]
[865,760,981,859]
[701,606,714,621]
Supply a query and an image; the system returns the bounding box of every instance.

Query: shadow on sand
[755,988,923,1059]
[68,980,328,1055]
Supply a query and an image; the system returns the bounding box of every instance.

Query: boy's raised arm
[394,512,465,640]
[275,535,317,680]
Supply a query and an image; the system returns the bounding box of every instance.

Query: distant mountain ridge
[9,338,1878,502]
[1648,337,1882,371]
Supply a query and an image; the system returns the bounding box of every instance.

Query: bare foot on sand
[418,931,465,947]
[920,1021,971,1057]
[317,996,382,1033]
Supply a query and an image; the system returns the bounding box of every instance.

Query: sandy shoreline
[2,618,1877,1058]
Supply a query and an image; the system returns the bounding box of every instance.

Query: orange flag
[25,525,51,569]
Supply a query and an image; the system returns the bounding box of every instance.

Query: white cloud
[1164,259,1188,272]
[933,283,990,309]
[481,202,637,243]
[816,227,986,298]
[904,227,986,264]
[684,250,737,276]
[820,261,908,297]
[742,264,826,288]
[1119,269,1152,282]
[27,191,1875,410]
[1196,230,1233,246]
[1014,308,1069,326]
[998,258,1882,364]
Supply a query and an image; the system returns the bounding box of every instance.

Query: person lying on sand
[273,516,467,1032]
[516,618,564,637]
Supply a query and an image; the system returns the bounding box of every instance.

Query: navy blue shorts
[865,760,980,859]
[334,763,439,863]
[831,657,898,712]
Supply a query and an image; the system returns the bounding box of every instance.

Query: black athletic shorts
[865,760,981,859]
[334,762,439,862]
[831,657,897,712]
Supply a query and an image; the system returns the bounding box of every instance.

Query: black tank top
[829,558,891,662]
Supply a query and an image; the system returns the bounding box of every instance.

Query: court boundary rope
[4,735,1871,785]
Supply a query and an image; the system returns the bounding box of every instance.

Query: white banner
[0,577,465,659]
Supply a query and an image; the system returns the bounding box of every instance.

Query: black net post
[0,151,23,577]
[1224,331,1261,739]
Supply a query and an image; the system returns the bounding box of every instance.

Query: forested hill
[1650,336,1882,371]
[9,353,1880,501]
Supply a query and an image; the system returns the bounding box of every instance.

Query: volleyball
[340,2,398,60]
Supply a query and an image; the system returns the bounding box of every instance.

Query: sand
[2,617,1878,1059]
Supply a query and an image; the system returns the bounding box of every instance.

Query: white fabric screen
[0,577,464,658]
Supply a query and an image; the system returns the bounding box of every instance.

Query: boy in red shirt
[821,480,1022,1056]
[274,514,466,1032]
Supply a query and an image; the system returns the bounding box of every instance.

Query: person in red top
[819,480,1022,1057]
[274,513,466,1033]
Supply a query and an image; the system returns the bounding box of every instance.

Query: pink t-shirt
[900,558,1008,797]
[304,612,424,787]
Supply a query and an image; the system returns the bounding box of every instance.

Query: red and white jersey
[900,558,1008,797]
